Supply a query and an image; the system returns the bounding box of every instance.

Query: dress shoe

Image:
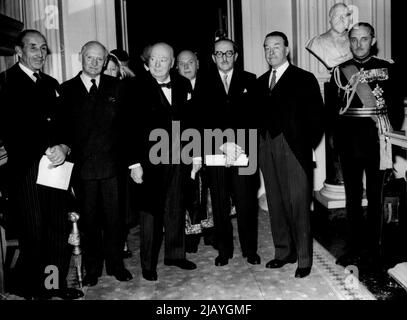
[164,258,197,270]
[265,258,296,269]
[142,269,157,281]
[215,256,229,266]
[247,253,261,265]
[48,288,84,300]
[107,268,133,282]
[295,267,311,278]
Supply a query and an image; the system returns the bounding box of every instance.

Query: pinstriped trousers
[259,133,313,268]
[12,163,72,293]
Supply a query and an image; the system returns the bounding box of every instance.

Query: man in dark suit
[202,38,260,267]
[0,29,83,299]
[127,42,196,281]
[59,41,132,287]
[176,50,216,253]
[257,31,324,278]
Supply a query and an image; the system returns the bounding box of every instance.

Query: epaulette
[374,55,395,64]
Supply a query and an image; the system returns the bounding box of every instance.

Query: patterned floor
[78,208,375,300]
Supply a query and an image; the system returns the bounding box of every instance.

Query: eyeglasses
[214,50,235,58]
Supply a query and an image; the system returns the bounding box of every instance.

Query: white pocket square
[243,88,247,93]
[187,93,192,100]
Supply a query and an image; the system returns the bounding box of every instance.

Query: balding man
[176,50,216,253]
[306,3,353,69]
[59,41,132,287]
[0,29,83,299]
[126,42,196,281]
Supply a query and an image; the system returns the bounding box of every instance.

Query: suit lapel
[271,64,292,93]
[228,69,242,97]
[74,73,91,98]
[13,64,37,90]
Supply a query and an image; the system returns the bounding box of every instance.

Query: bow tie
[159,82,172,89]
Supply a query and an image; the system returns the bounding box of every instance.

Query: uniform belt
[341,107,388,117]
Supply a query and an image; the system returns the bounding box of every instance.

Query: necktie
[89,79,97,96]
[222,73,229,93]
[160,82,172,89]
[269,70,277,91]
[33,72,41,84]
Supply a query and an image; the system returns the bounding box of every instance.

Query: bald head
[177,50,199,80]
[149,42,174,82]
[80,41,108,78]
[329,3,352,34]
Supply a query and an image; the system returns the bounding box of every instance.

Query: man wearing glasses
[201,38,260,267]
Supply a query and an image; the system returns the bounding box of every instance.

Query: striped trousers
[259,133,313,268]
[11,163,72,294]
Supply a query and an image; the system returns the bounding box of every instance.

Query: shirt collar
[352,56,373,65]
[157,75,171,85]
[19,63,38,82]
[219,69,233,81]
[269,60,289,84]
[80,72,100,90]
[190,77,196,90]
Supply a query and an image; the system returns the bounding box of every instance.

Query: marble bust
[306,3,353,69]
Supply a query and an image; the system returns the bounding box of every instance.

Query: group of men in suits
[0,27,325,299]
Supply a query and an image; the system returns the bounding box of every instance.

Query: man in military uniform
[328,22,404,267]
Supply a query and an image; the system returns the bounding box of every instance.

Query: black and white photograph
[1,0,407,312]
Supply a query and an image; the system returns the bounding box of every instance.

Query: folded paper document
[36,155,74,190]
[205,154,249,166]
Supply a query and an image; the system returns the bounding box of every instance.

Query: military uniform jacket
[328,57,404,157]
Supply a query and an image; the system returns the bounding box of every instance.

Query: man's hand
[45,144,69,166]
[130,166,143,184]
[220,142,243,162]
[191,157,202,180]
[192,163,202,173]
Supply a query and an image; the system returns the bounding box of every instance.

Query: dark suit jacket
[257,64,325,179]
[59,73,124,180]
[198,67,257,157]
[0,63,62,183]
[125,70,192,212]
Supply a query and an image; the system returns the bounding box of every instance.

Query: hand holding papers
[205,143,248,167]
[191,158,202,180]
[205,153,249,167]
[37,155,74,190]
[219,142,243,162]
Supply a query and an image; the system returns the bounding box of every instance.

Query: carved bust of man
[306,3,353,69]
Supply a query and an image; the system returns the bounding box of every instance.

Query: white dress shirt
[190,77,196,90]
[19,63,38,82]
[80,72,100,92]
[157,77,172,105]
[219,69,234,93]
[268,60,289,87]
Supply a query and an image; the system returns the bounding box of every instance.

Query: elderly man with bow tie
[126,42,197,281]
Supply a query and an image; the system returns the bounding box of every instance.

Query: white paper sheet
[205,154,249,167]
[36,155,74,190]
